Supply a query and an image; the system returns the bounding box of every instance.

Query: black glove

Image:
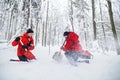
[15,37,20,41]
[22,45,28,50]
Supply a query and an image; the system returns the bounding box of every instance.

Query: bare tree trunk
[83,16,87,49]
[42,22,45,46]
[91,0,97,40]
[5,11,9,40]
[48,23,51,46]
[7,9,13,40]
[45,0,49,47]
[107,0,120,55]
[70,0,74,32]
[35,18,39,45]
[27,0,30,28]
[99,0,108,51]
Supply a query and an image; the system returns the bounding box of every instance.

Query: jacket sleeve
[12,40,19,46]
[28,38,35,50]
[62,40,73,51]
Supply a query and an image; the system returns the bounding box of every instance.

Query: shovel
[52,40,66,62]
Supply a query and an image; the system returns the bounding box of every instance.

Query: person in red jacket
[61,31,83,65]
[12,28,34,62]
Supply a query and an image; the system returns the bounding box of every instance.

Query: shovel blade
[52,51,63,62]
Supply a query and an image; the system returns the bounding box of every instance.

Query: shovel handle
[59,39,67,53]
[19,38,28,51]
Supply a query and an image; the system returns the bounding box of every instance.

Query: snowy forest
[0,0,120,55]
[0,0,120,80]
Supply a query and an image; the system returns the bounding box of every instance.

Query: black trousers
[18,55,28,62]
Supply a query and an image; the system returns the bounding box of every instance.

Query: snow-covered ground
[0,43,120,80]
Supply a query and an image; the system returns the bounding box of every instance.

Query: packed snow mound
[0,43,120,80]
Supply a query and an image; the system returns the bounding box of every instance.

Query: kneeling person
[61,31,83,65]
[12,28,35,62]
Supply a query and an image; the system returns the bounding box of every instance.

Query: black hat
[63,31,70,36]
[27,28,34,33]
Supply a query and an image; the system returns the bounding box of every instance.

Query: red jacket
[62,32,82,52]
[12,33,34,56]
